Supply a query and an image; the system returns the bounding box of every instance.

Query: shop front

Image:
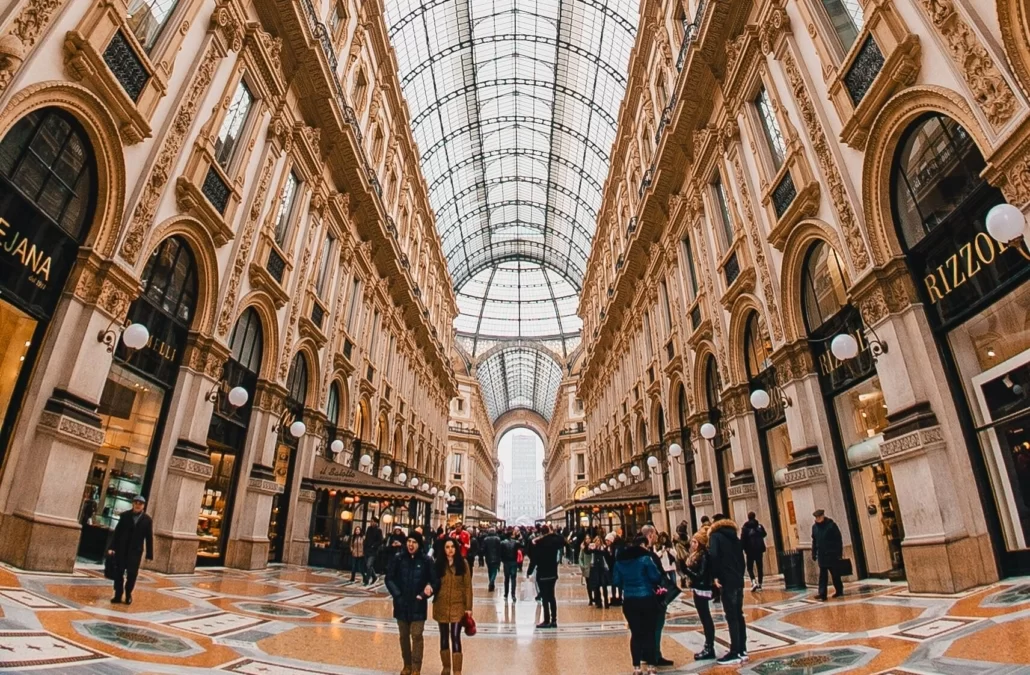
[308,454,428,569]
[890,112,1030,574]
[0,108,97,473]
[76,236,198,561]
[197,307,263,564]
[572,479,654,537]
[801,241,904,579]
[268,352,309,563]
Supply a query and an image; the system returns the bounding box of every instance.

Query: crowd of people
[357,508,847,675]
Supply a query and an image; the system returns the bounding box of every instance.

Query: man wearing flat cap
[811,509,844,601]
[108,494,153,605]
[386,530,438,675]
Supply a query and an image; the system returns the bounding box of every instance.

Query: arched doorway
[891,112,1030,573]
[744,312,789,553]
[78,235,198,559]
[802,241,902,578]
[703,355,731,515]
[268,351,308,562]
[198,307,263,564]
[0,108,97,467]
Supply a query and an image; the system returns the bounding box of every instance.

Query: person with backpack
[740,511,768,591]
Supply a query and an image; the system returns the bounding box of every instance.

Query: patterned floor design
[0,559,1029,673]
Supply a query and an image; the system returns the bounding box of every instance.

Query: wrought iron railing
[104,30,149,101]
[843,35,884,106]
[676,0,707,71]
[724,250,740,287]
[266,248,286,284]
[772,172,797,218]
[202,166,231,214]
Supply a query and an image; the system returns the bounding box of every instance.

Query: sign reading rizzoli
[915,218,1030,326]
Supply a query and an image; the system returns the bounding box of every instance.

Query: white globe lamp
[986,203,1026,243]
[831,333,860,361]
[330,439,344,455]
[421,482,430,491]
[608,477,617,487]
[668,443,683,458]
[410,477,420,487]
[700,422,717,440]
[646,455,659,468]
[431,487,438,495]
[750,389,771,410]
[289,420,306,438]
[121,323,150,350]
[227,386,249,407]
[397,472,407,484]
[630,465,641,477]
[618,472,627,483]
[381,465,393,478]
[359,453,372,467]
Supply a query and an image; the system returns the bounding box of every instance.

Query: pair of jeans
[721,586,747,656]
[112,555,141,599]
[397,620,425,669]
[439,621,462,653]
[654,604,667,658]
[746,552,764,585]
[350,555,365,582]
[487,562,500,589]
[503,561,518,597]
[364,553,378,585]
[589,581,608,607]
[694,594,716,648]
[818,564,844,598]
[621,596,659,666]
[538,577,558,623]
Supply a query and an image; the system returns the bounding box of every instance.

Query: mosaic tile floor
[1,560,1029,673]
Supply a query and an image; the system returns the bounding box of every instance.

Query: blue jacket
[613,544,661,598]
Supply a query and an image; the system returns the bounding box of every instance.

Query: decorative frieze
[916,0,1016,128]
[0,0,66,97]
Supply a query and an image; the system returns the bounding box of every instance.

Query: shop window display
[892,112,1030,570]
[268,351,308,562]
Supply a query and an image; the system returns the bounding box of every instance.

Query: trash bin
[778,550,807,590]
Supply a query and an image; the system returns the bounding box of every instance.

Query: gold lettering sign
[923,232,1030,304]
[818,328,869,376]
[0,216,53,288]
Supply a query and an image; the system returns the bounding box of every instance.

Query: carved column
[145,334,226,574]
[853,262,998,592]
[224,379,284,569]
[0,257,137,571]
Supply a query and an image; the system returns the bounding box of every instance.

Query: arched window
[744,312,772,379]
[802,241,848,334]
[327,382,341,426]
[141,236,198,325]
[286,352,308,408]
[0,108,96,239]
[704,356,721,413]
[228,307,263,375]
[892,114,985,248]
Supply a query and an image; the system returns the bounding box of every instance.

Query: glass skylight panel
[386,0,638,411]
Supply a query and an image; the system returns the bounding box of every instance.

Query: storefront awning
[572,480,654,509]
[311,457,431,502]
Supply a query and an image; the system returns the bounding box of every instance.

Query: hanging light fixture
[700,422,717,440]
[986,202,1027,243]
[646,455,659,469]
[630,466,641,477]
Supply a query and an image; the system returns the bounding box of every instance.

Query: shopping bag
[103,553,117,580]
[461,613,477,636]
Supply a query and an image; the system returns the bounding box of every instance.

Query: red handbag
[462,613,477,636]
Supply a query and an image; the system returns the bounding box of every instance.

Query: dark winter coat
[500,537,521,563]
[526,533,564,581]
[482,534,502,565]
[385,549,439,622]
[364,524,384,554]
[111,510,154,564]
[612,545,661,598]
[740,518,768,555]
[588,545,611,586]
[707,519,746,590]
[811,518,844,566]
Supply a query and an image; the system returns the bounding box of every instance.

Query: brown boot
[440,649,451,675]
[401,668,411,675]
[452,652,463,675]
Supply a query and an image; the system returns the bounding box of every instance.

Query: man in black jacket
[108,495,153,605]
[482,528,502,592]
[499,531,521,602]
[527,525,564,628]
[364,518,384,585]
[707,514,747,665]
[811,509,845,600]
[386,531,439,675]
[740,512,768,591]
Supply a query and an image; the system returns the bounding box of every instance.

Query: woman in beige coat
[432,538,473,675]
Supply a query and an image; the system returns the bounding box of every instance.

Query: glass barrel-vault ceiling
[384,0,639,422]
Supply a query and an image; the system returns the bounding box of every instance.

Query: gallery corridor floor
[0,561,1029,674]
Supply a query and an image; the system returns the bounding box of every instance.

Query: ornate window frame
[794,0,920,149]
[64,0,209,144]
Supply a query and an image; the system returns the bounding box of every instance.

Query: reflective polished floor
[2,560,1030,674]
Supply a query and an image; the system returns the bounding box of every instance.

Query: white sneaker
[750,581,759,592]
